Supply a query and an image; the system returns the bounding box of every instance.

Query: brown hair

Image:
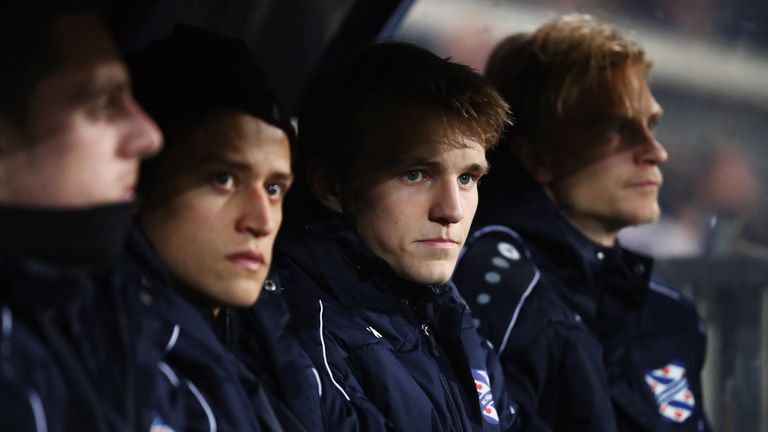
[298,42,510,183]
[0,0,101,126]
[485,14,650,144]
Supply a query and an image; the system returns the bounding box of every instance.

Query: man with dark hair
[123,25,325,431]
[0,1,171,430]
[453,15,709,431]
[275,42,519,431]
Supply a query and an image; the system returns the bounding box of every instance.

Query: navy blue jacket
[0,204,179,431]
[118,226,283,431]
[273,217,520,432]
[221,281,325,432]
[453,167,709,432]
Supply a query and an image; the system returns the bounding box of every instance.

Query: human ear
[307,161,343,214]
[515,137,553,184]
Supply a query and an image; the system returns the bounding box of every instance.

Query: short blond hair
[486,14,650,142]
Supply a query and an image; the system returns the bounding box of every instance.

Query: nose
[635,128,668,166]
[235,187,277,238]
[118,96,163,159]
[428,179,464,226]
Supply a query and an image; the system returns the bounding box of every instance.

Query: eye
[211,172,236,190]
[266,183,285,199]
[402,170,424,183]
[91,93,119,117]
[457,174,475,187]
[605,122,623,135]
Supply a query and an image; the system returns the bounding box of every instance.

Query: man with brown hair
[453,14,709,432]
[274,42,519,431]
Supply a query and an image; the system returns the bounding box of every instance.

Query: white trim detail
[158,361,180,387]
[164,324,180,354]
[498,267,540,355]
[186,379,217,432]
[28,390,48,432]
[318,300,350,401]
[458,225,542,355]
[311,367,322,397]
[649,281,682,301]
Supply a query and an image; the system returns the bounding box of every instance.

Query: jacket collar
[476,163,653,320]
[277,216,454,314]
[0,202,134,272]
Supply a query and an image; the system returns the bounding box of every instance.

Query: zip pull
[421,323,439,357]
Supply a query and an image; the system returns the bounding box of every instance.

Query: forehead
[566,63,659,123]
[179,110,291,168]
[362,107,485,170]
[30,14,127,108]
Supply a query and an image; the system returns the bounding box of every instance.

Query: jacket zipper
[422,323,466,432]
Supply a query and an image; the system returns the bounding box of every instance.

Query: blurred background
[115,0,767,429]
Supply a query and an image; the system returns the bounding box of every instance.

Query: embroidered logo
[644,360,695,423]
[472,369,499,425]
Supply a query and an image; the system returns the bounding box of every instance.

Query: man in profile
[453,14,709,432]
[0,1,168,430]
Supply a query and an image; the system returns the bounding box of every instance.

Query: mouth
[226,250,266,272]
[627,180,661,190]
[416,238,461,249]
[122,184,136,200]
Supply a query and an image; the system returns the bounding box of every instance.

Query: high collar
[277,216,453,312]
[476,163,653,312]
[125,225,222,328]
[0,202,135,273]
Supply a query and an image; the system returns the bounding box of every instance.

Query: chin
[399,263,454,286]
[219,283,262,308]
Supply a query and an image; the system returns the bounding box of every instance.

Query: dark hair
[129,25,294,206]
[0,0,101,125]
[298,42,509,183]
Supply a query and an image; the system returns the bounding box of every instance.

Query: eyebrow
[397,157,490,176]
[199,155,294,181]
[69,64,131,103]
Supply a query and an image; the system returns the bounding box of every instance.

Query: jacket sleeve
[453,226,613,431]
[476,331,523,431]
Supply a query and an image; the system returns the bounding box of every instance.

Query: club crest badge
[644,360,695,423]
[472,369,499,425]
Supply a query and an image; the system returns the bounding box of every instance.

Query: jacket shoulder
[453,225,544,351]
[644,280,704,332]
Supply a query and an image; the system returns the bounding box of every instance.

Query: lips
[122,184,136,200]
[627,176,662,189]
[416,237,461,249]
[226,250,266,272]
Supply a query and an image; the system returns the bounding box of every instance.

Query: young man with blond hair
[454,14,709,431]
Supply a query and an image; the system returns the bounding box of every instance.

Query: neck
[565,214,619,247]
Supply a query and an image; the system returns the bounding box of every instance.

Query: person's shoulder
[646,280,700,317]
[455,225,541,298]
[642,279,706,337]
[454,225,570,347]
